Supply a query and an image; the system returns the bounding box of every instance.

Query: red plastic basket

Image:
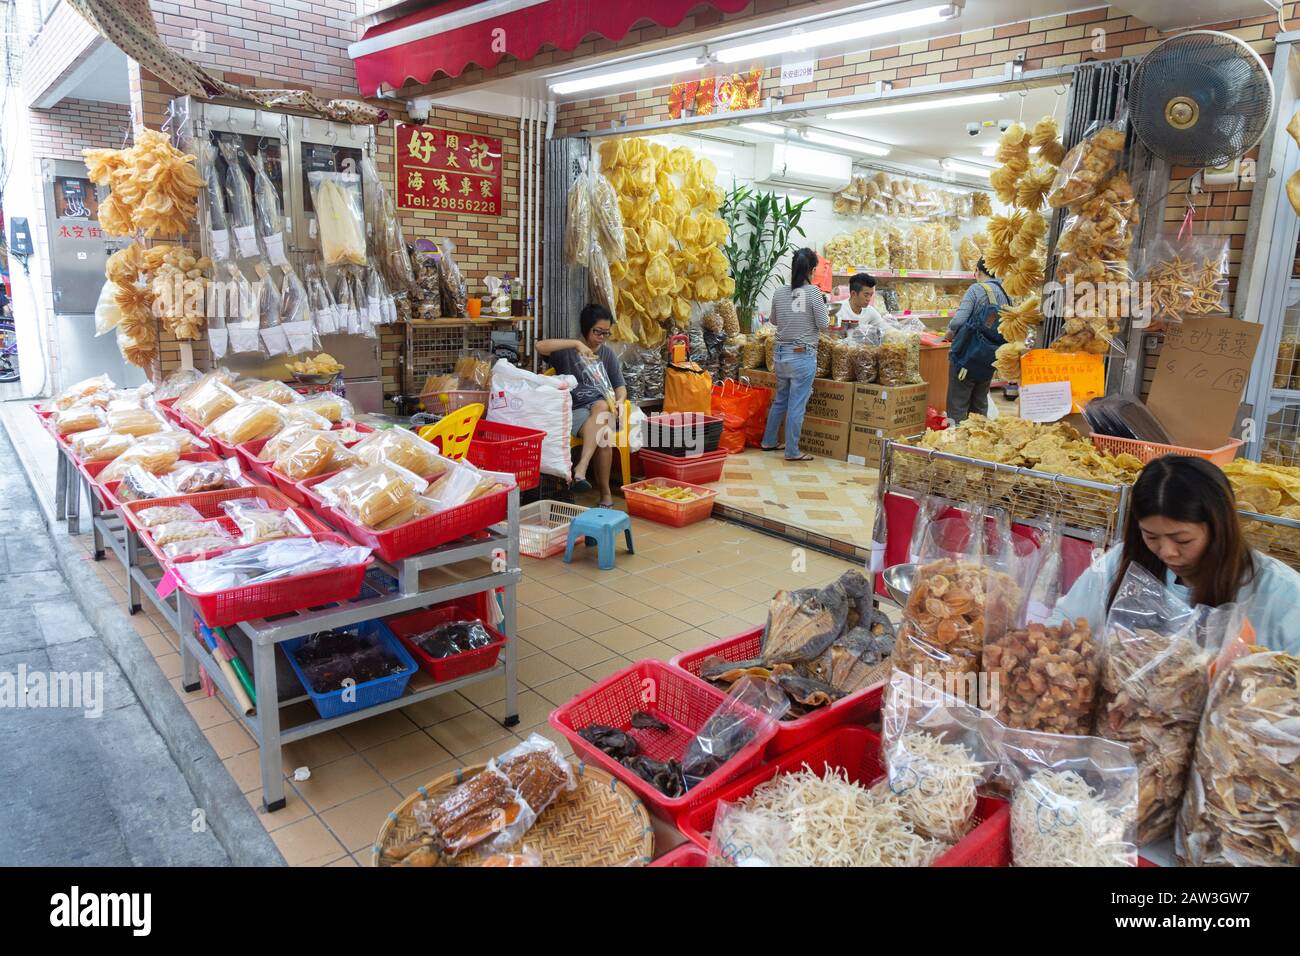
[297,474,511,562]
[671,627,885,757]
[384,593,505,682]
[161,400,207,438]
[677,726,1011,867]
[84,452,223,509]
[637,448,729,485]
[622,477,719,527]
[548,660,776,822]
[235,438,277,484]
[650,844,707,867]
[169,531,372,629]
[465,421,545,491]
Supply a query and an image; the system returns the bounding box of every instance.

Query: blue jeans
[761,344,817,457]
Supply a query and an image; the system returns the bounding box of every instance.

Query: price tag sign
[898,269,909,277]
[1019,380,1073,422]
[1019,350,1105,414]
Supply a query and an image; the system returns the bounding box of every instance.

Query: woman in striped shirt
[760,247,829,461]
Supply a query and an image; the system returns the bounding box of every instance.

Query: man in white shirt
[839,273,887,333]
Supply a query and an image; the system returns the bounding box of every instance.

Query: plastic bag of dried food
[135,503,202,528]
[564,170,592,267]
[852,343,878,384]
[1094,564,1220,844]
[71,427,135,463]
[591,172,625,260]
[681,677,789,790]
[203,397,285,445]
[708,800,789,867]
[490,733,577,844]
[830,340,856,382]
[218,139,259,260]
[167,457,242,495]
[55,405,106,436]
[880,670,1001,842]
[721,335,743,382]
[251,146,289,266]
[304,262,339,337]
[741,334,764,369]
[1047,119,1127,210]
[588,238,617,318]
[198,140,231,261]
[415,764,535,858]
[999,728,1138,867]
[178,378,243,427]
[815,334,834,378]
[220,498,311,545]
[309,171,367,268]
[277,264,320,354]
[877,334,909,387]
[1176,623,1300,867]
[436,238,468,318]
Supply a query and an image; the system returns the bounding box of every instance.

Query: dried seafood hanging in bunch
[106,244,157,368]
[996,293,1043,344]
[1177,647,1300,867]
[147,245,212,340]
[84,129,205,239]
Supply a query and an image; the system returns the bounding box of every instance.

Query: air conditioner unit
[754,142,852,192]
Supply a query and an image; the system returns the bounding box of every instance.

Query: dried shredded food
[1096,627,1213,844]
[1176,651,1300,867]
[1011,769,1135,867]
[712,767,950,867]
[882,732,981,843]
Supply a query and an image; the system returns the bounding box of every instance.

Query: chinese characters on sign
[668,69,763,119]
[57,225,103,240]
[396,124,502,216]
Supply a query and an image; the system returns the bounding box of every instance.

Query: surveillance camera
[998,118,1014,132]
[407,97,432,124]
[966,121,981,137]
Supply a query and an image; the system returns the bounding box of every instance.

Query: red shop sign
[395,124,502,217]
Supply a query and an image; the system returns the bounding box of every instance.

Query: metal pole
[253,638,285,812]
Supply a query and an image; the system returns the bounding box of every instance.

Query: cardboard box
[738,370,854,424]
[852,382,928,429]
[797,416,850,461]
[847,424,917,468]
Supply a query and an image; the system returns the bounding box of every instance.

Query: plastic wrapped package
[591,173,625,260]
[408,619,495,659]
[437,239,468,318]
[304,262,339,337]
[1176,636,1300,867]
[167,457,242,495]
[564,171,592,267]
[273,430,354,482]
[151,519,233,552]
[414,764,535,858]
[239,379,299,406]
[178,378,244,427]
[830,340,856,381]
[203,398,286,445]
[71,428,135,463]
[351,428,446,478]
[309,171,367,267]
[176,537,372,594]
[880,670,1001,843]
[55,405,106,436]
[424,459,500,512]
[852,343,878,384]
[491,733,578,842]
[876,334,909,387]
[218,139,259,259]
[332,268,360,335]
[296,394,352,424]
[588,239,617,319]
[135,503,201,528]
[329,461,429,528]
[99,433,188,482]
[983,617,1099,735]
[56,374,116,410]
[1048,120,1127,210]
[94,281,124,336]
[116,466,173,503]
[258,421,328,461]
[681,677,789,790]
[253,264,291,356]
[361,153,415,297]
[1095,564,1220,844]
[105,404,166,438]
[707,800,789,867]
[251,146,288,266]
[1000,729,1139,867]
[721,335,743,382]
[277,404,335,433]
[220,499,311,545]
[1139,235,1230,326]
[198,140,231,261]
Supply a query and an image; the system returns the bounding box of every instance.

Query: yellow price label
[940,309,949,317]
[1019,349,1105,413]
[898,269,908,277]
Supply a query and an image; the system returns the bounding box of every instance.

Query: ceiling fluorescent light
[741,122,787,135]
[716,4,954,64]
[550,57,700,95]
[828,92,1003,120]
[941,158,992,177]
[803,130,890,157]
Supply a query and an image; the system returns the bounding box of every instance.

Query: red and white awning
[349,0,752,96]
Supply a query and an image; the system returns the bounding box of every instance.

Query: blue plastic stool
[563,508,634,570]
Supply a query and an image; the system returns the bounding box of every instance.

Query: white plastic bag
[487,360,576,481]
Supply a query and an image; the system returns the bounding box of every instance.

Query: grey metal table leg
[54,448,68,522]
[253,640,285,812]
[124,525,142,613]
[65,466,82,535]
[179,594,200,693]
[89,489,105,560]
[501,487,520,728]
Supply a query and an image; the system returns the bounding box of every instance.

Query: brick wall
[20,1,99,106]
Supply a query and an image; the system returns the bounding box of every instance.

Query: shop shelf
[283,619,417,720]
[671,626,885,757]
[677,725,1011,867]
[517,500,588,558]
[622,477,718,527]
[637,447,728,484]
[465,421,545,491]
[384,593,505,682]
[549,659,775,822]
[1089,433,1243,466]
[643,412,724,456]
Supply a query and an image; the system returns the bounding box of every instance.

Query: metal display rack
[79,445,522,812]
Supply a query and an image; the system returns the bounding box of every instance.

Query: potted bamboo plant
[721,184,812,332]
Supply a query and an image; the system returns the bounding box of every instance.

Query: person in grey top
[536,303,626,507]
[760,248,828,460]
[943,257,1008,423]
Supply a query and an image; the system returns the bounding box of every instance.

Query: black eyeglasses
[591,327,612,338]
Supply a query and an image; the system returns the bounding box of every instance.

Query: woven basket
[372,759,655,867]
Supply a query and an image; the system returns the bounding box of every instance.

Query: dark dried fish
[577,724,639,760]
[621,755,686,798]
[773,672,845,708]
[630,711,670,732]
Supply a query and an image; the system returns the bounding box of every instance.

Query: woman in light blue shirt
[1056,456,1300,654]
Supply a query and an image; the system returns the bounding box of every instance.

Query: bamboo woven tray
[372,759,655,867]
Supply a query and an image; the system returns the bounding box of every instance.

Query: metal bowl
[291,373,336,386]
[882,563,917,607]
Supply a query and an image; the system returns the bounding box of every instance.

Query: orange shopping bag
[664,361,713,415]
[710,380,768,454]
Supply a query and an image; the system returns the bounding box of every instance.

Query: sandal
[571,477,592,492]
[597,499,616,509]
[785,453,815,462]
[760,444,785,452]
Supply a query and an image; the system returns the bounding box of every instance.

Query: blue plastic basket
[284,620,417,720]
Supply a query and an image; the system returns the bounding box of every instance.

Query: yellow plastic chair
[418,403,484,461]
[571,399,634,487]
